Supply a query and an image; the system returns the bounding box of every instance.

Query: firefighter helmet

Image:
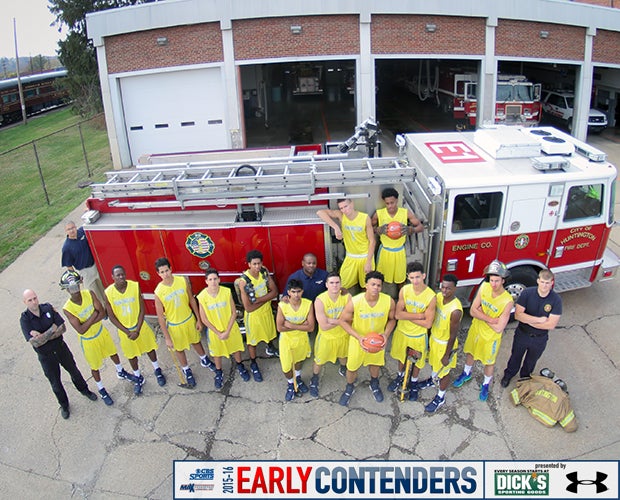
[483,260,510,278]
[59,270,82,292]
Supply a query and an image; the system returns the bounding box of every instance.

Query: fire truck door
[546,180,609,271]
[500,183,557,265]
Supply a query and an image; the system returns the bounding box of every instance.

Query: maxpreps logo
[179,468,215,493]
[495,471,549,496]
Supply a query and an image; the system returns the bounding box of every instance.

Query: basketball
[386,221,403,239]
[361,333,385,353]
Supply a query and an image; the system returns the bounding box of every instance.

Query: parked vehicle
[542,89,608,133]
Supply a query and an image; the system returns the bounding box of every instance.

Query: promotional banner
[173,460,618,499]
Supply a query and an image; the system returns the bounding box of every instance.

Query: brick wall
[496,20,585,60]
[371,15,486,55]
[593,29,620,63]
[573,0,617,7]
[106,24,224,74]
[232,15,359,60]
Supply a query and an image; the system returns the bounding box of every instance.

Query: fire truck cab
[82,124,618,314]
[404,125,618,304]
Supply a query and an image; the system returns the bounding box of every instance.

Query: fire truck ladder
[90,155,415,209]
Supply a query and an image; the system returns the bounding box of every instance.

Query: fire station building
[85,0,620,167]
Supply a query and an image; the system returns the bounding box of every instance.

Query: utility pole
[13,18,27,124]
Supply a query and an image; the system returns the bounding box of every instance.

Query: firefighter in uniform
[510,374,577,432]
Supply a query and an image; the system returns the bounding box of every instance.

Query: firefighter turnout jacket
[510,375,577,432]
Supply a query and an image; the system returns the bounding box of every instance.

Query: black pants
[37,340,89,409]
[504,330,549,380]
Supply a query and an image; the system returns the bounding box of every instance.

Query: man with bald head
[20,289,97,420]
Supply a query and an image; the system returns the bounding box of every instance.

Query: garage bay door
[121,68,227,164]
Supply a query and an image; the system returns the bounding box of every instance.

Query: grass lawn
[0,108,112,272]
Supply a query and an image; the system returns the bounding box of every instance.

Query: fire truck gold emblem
[514,234,530,250]
[185,232,215,258]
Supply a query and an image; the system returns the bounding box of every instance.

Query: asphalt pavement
[1,129,619,499]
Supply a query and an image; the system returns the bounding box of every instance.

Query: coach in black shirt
[20,289,98,419]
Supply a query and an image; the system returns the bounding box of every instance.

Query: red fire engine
[82,123,618,314]
[437,70,542,128]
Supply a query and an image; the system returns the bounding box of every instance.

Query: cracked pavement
[1,133,619,499]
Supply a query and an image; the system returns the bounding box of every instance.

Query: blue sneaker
[154,367,167,387]
[418,377,434,390]
[285,382,296,401]
[184,368,196,388]
[453,371,472,388]
[309,374,319,397]
[479,383,490,401]
[425,395,445,413]
[250,361,263,382]
[339,383,355,406]
[408,381,419,401]
[116,368,136,382]
[214,369,223,390]
[237,363,250,382]
[369,378,384,402]
[133,375,145,395]
[296,376,309,394]
[200,357,216,372]
[99,388,114,406]
[338,364,347,377]
[387,373,404,393]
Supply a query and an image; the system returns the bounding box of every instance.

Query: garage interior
[243,58,620,150]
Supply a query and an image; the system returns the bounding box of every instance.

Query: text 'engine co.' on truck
[81,123,619,316]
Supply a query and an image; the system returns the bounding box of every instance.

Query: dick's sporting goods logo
[495,472,549,495]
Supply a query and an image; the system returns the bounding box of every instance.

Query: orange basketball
[386,221,402,239]
[361,333,385,353]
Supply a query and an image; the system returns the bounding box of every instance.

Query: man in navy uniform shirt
[500,269,562,388]
[284,253,329,302]
[20,289,98,419]
[61,221,104,300]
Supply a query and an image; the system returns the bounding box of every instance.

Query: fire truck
[437,70,542,128]
[82,123,618,314]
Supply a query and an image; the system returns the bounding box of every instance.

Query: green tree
[48,0,142,116]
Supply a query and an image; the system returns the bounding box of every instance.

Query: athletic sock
[96,380,104,390]
[464,364,473,375]
[483,375,493,385]
[151,360,160,370]
[437,389,446,398]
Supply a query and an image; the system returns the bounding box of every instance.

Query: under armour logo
[566,471,608,494]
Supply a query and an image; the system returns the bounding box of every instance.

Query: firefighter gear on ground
[510,375,577,432]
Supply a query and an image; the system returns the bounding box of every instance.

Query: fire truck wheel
[504,265,539,305]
